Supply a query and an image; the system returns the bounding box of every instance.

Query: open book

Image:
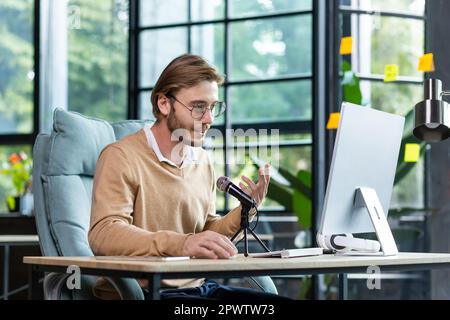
[249,247,323,258]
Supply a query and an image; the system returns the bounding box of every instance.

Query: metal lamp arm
[440,91,450,98]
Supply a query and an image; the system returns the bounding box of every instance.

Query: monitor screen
[318,102,405,236]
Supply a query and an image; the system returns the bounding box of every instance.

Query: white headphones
[317,233,381,253]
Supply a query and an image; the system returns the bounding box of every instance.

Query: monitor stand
[352,187,398,256]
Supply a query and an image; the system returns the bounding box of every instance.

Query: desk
[0,235,39,300]
[0,213,36,235]
[24,252,450,300]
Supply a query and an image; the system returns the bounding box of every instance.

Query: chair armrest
[103,277,145,300]
[43,273,72,300]
[246,276,278,294]
[43,273,144,300]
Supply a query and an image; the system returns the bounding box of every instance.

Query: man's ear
[157,94,171,117]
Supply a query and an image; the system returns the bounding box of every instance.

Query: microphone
[216,176,255,208]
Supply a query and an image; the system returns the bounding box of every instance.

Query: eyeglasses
[167,94,226,120]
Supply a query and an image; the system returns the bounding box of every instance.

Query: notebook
[249,247,323,258]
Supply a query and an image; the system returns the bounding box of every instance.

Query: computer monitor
[317,102,405,256]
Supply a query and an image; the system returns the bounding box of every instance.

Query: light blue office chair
[32,108,277,300]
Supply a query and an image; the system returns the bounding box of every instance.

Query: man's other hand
[239,163,271,208]
[182,230,238,259]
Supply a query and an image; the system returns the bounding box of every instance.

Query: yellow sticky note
[418,53,435,72]
[404,144,420,163]
[384,64,399,82]
[340,37,353,55]
[326,113,340,130]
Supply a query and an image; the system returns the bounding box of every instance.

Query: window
[339,0,426,209]
[337,0,428,300]
[67,0,129,122]
[0,0,35,135]
[0,1,130,212]
[40,0,129,133]
[0,0,36,212]
[134,0,313,218]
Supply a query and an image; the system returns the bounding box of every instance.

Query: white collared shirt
[144,123,197,169]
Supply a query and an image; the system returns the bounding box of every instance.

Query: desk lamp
[414,78,450,142]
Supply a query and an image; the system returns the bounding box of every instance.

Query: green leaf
[6,195,15,211]
[341,61,363,105]
[292,171,312,229]
[266,182,293,211]
[251,156,289,186]
[403,108,415,138]
[236,156,258,181]
[342,60,352,72]
[278,167,312,198]
[298,277,312,300]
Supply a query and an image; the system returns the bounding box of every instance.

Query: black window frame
[0,0,428,244]
[0,0,433,299]
[337,1,429,213]
[333,0,432,300]
[128,0,318,215]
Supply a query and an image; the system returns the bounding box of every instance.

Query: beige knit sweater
[88,128,248,292]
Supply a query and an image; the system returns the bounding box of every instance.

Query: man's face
[166,81,218,146]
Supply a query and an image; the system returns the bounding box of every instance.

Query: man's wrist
[181,233,194,256]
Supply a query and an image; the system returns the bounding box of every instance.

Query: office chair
[32,108,277,299]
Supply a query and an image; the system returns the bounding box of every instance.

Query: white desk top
[23,252,450,274]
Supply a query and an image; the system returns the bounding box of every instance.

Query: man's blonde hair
[151,54,225,121]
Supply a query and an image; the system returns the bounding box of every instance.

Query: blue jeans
[144,280,290,300]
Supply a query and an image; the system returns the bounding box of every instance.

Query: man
[88,54,282,300]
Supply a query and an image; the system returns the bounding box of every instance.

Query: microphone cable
[250,206,259,232]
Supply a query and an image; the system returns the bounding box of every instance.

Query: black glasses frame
[167,94,226,120]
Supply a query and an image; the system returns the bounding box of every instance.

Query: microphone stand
[230,201,271,257]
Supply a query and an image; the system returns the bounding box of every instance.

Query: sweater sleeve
[88,145,189,257]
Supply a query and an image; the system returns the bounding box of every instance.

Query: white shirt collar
[144,123,197,168]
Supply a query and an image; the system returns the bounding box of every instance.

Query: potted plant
[0,151,33,213]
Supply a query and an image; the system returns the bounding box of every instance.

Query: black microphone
[216,176,255,208]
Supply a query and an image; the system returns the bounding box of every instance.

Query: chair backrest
[33,108,152,258]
